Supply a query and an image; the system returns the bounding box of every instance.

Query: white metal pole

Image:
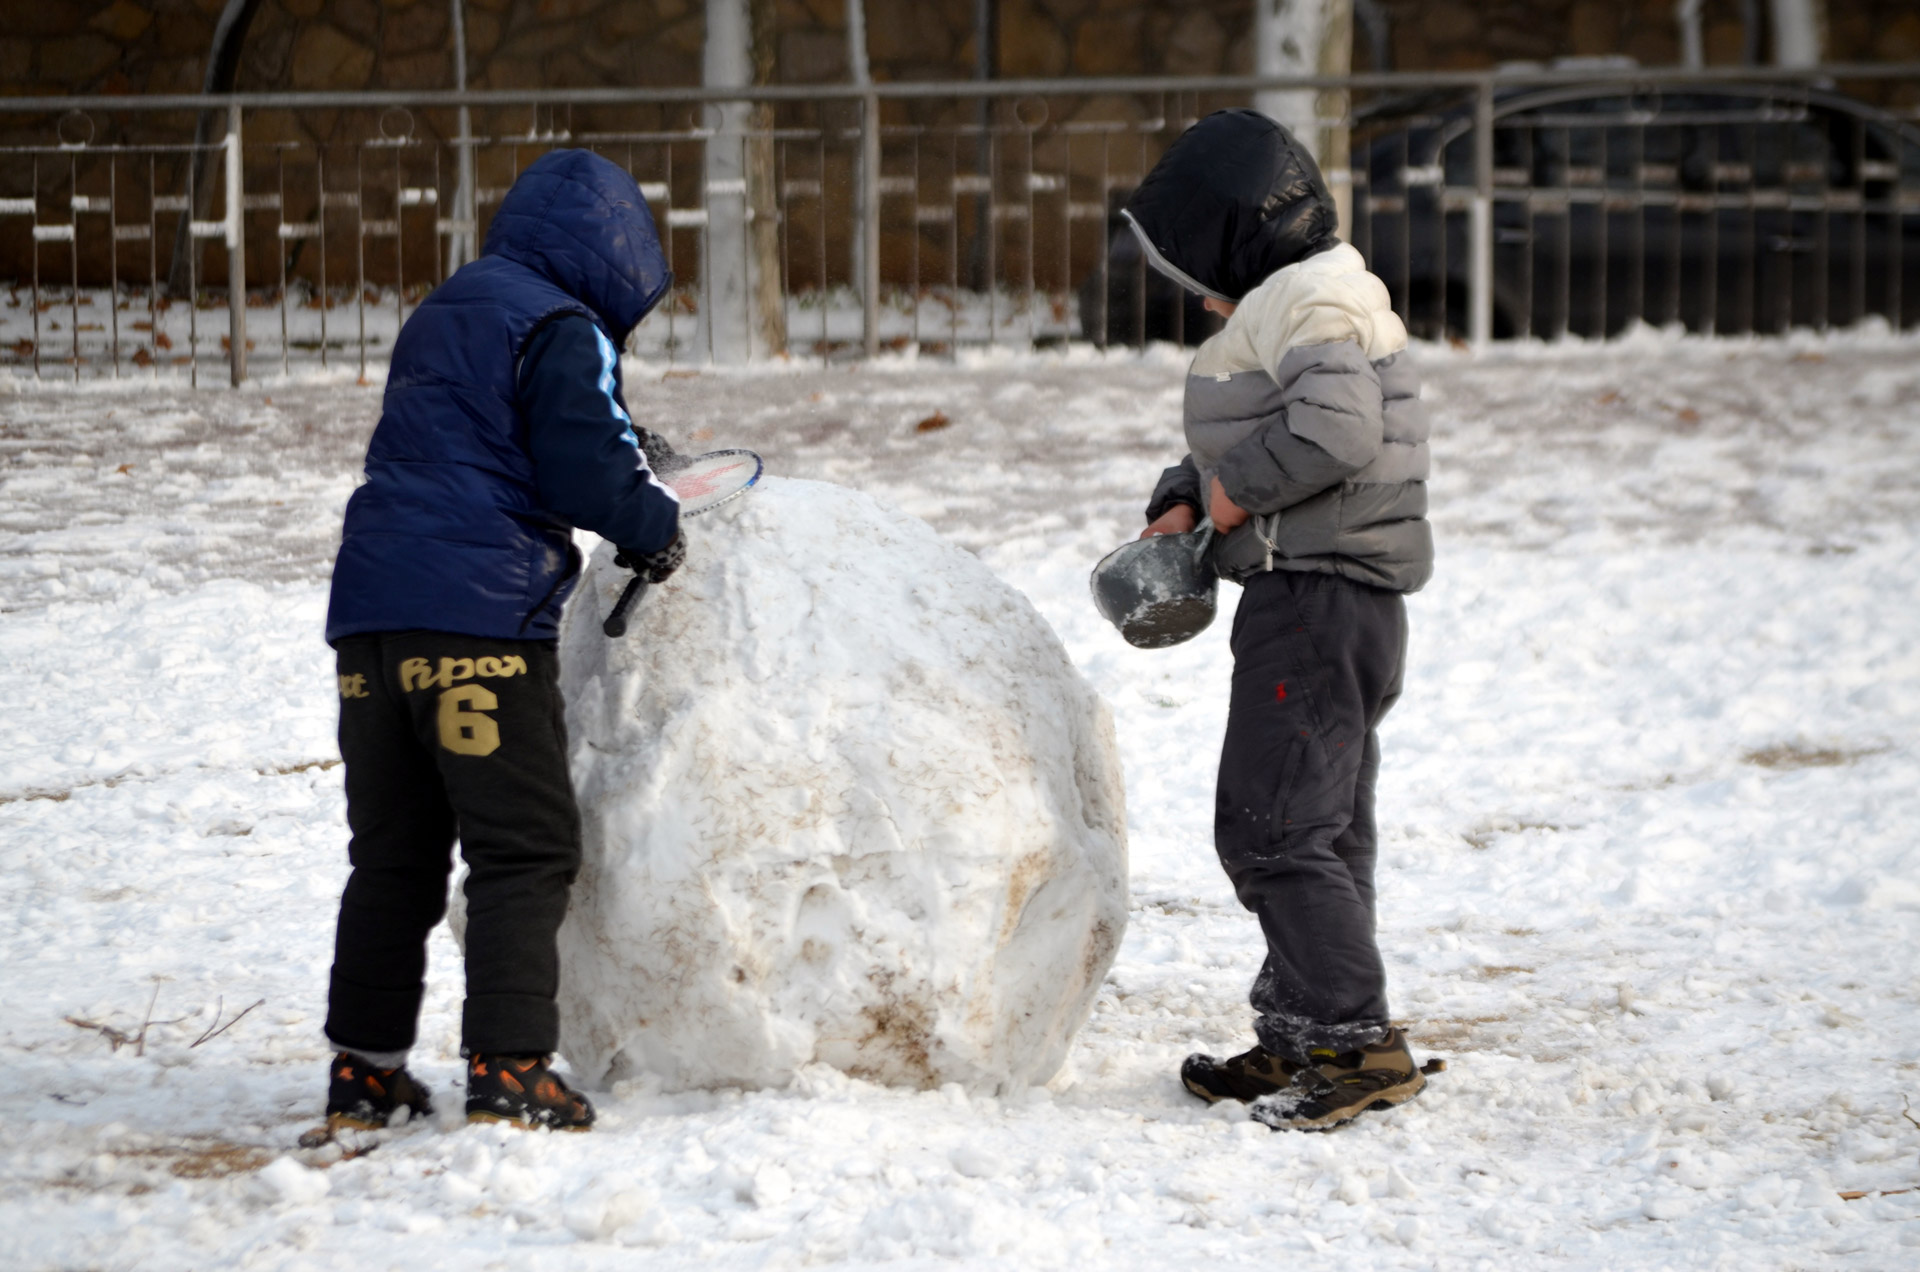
[227,101,247,385]
[448,0,475,274]
[848,0,876,353]
[861,90,880,358]
[1468,79,1493,349]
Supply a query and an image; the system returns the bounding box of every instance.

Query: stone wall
[11,0,1911,102]
[1,0,1260,101]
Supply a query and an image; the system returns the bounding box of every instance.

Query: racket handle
[603,577,649,637]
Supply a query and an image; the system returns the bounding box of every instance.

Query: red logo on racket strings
[1275,682,1287,702]
[668,460,752,500]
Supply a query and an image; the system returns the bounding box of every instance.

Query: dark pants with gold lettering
[327,630,581,1059]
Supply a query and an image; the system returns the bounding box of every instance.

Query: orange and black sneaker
[465,1054,595,1132]
[324,1052,434,1132]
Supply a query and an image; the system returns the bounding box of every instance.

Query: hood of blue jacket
[481,149,671,342]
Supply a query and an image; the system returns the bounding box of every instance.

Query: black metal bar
[356,147,366,383]
[1131,128,1145,353]
[1433,127,1450,337]
[1395,127,1409,333]
[1813,125,1830,330]
[776,135,793,355]
[1889,179,1905,333]
[147,153,158,378]
[662,138,677,360]
[1022,123,1034,350]
[392,142,404,347]
[277,146,288,377]
[1095,130,1109,349]
[317,149,328,371]
[909,130,921,349]
[1850,122,1866,325]
[107,155,119,376]
[186,151,198,388]
[1593,125,1608,337]
[29,156,39,378]
[815,132,826,354]
[1738,115,1755,335]
[1557,124,1571,339]
[985,124,998,347]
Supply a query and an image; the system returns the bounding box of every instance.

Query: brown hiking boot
[1249,1027,1426,1132]
[1181,1043,1305,1103]
[465,1054,595,1132]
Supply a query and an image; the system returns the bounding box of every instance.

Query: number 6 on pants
[438,684,502,756]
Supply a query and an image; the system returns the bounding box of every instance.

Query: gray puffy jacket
[1147,243,1433,593]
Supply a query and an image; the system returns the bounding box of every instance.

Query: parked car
[1081,80,1920,343]
[1351,80,1920,338]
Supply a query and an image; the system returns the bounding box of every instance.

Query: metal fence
[1,63,1916,385]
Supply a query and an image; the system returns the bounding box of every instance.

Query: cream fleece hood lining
[1191,243,1409,381]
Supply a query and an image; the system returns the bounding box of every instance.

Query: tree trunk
[1253,0,1354,240]
[703,0,752,362]
[703,0,788,361]
[1767,0,1825,66]
[748,0,785,357]
[846,0,873,316]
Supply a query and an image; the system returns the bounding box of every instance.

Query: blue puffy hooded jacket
[326,150,674,644]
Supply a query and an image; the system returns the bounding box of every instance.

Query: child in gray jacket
[1128,109,1433,1131]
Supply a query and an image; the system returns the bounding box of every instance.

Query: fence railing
[2,63,1916,385]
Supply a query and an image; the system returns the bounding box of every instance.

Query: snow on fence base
[550,478,1128,1092]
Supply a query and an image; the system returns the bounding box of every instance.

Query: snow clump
[553,476,1128,1093]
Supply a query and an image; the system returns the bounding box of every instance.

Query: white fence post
[1469,78,1494,350]
[861,90,881,359]
[226,100,246,387]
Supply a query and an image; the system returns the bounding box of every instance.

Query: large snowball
[554,477,1128,1093]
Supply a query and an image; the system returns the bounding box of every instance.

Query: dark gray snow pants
[1215,568,1406,1063]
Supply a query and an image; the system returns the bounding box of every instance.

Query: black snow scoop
[1089,521,1217,649]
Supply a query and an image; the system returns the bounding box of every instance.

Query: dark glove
[614,530,686,585]
[635,427,682,472]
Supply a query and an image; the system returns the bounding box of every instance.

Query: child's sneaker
[1181,1044,1304,1103]
[1249,1028,1426,1132]
[465,1054,595,1131]
[324,1052,434,1131]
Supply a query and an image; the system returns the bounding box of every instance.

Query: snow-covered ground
[2,328,1918,1269]
[0,284,1079,382]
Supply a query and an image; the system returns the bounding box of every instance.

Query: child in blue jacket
[319,149,683,1133]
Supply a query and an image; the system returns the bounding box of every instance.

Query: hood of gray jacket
[1122,109,1339,303]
